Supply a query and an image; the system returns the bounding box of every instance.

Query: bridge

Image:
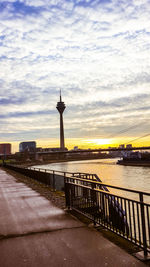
[34,146,150,161]
[37,146,150,155]
[3,146,150,162]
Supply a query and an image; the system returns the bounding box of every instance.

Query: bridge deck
[0,168,145,267]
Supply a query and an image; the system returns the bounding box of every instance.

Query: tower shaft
[56,92,66,150]
[60,113,65,149]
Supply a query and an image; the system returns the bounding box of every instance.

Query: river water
[36,158,150,202]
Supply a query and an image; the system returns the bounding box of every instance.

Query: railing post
[139,193,147,257]
[64,176,71,209]
[53,171,56,191]
[91,182,97,225]
[91,183,97,204]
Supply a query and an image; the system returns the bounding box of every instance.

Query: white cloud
[0,0,150,145]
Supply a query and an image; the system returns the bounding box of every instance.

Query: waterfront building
[19,141,36,152]
[74,146,79,151]
[56,91,66,150]
[0,143,11,155]
[126,144,132,149]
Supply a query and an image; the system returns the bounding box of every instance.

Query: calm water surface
[36,158,150,202]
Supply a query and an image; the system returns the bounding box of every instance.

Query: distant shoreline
[1,156,117,168]
[26,157,115,167]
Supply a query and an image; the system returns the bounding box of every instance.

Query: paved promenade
[0,168,146,267]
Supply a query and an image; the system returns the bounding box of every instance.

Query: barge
[117,151,150,167]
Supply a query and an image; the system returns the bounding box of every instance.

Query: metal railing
[27,166,101,180]
[4,164,150,256]
[64,176,150,256]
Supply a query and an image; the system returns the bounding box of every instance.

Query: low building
[119,144,125,149]
[126,144,132,149]
[0,143,11,155]
[19,141,36,152]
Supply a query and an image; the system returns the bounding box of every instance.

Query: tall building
[56,91,66,150]
[0,143,11,155]
[19,141,36,152]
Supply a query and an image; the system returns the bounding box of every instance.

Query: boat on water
[117,151,150,166]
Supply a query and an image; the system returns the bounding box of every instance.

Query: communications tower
[56,91,66,150]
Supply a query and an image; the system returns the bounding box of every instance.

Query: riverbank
[0,159,82,168]
[1,155,116,168]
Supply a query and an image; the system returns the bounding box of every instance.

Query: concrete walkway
[0,169,146,267]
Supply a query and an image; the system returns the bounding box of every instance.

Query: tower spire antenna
[60,89,62,102]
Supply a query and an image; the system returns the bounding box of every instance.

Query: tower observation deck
[56,92,66,150]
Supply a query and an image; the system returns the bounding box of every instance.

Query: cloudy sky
[0,0,150,152]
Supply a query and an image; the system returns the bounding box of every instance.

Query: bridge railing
[64,176,150,257]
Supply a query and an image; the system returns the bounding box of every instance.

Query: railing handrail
[28,166,97,177]
[65,176,150,197]
[6,164,150,196]
[28,167,150,196]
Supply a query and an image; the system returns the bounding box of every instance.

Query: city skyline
[0,0,150,153]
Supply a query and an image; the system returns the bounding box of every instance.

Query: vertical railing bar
[124,199,129,238]
[128,200,132,241]
[105,193,108,229]
[113,196,117,233]
[112,196,115,233]
[97,190,100,225]
[102,192,105,227]
[115,197,118,234]
[100,191,103,225]
[53,170,55,191]
[140,193,148,256]
[113,197,117,234]
[146,206,150,246]
[121,197,125,237]
[111,195,114,232]
[117,196,121,235]
[137,202,141,246]
[103,192,106,227]
[132,201,137,244]
[99,191,101,224]
[106,195,110,230]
